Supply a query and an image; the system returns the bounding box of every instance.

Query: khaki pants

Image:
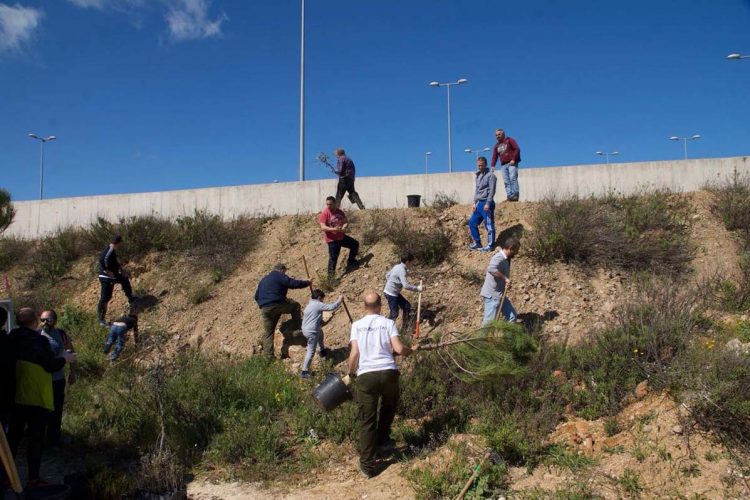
[260,299,302,358]
[355,369,399,474]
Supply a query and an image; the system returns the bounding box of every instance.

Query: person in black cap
[254,263,312,359]
[96,234,137,327]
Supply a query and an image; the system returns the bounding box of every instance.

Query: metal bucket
[312,373,352,411]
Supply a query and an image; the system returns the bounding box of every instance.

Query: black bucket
[407,194,421,208]
[312,373,352,411]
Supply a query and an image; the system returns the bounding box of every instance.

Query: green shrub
[405,441,507,500]
[0,236,33,271]
[0,188,15,234]
[527,190,693,274]
[710,256,750,312]
[31,227,87,282]
[388,217,452,266]
[430,191,459,211]
[708,168,750,248]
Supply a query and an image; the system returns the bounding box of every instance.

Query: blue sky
[1,0,749,200]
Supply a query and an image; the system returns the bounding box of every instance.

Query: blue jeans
[385,293,411,322]
[103,324,128,360]
[500,163,519,199]
[468,200,495,247]
[302,330,325,372]
[481,295,516,326]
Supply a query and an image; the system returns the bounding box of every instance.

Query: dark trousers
[355,370,400,474]
[46,379,65,445]
[8,405,48,482]
[97,276,134,322]
[327,236,359,276]
[260,299,302,359]
[335,177,365,209]
[386,293,411,324]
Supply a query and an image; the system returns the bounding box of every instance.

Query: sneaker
[345,261,361,273]
[468,242,482,250]
[300,371,312,379]
[480,245,493,252]
[358,462,374,479]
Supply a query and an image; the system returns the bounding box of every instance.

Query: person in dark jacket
[39,310,76,446]
[254,264,312,359]
[103,307,139,363]
[334,148,365,210]
[97,234,137,327]
[7,308,76,489]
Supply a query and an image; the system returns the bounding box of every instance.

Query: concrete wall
[7,156,749,239]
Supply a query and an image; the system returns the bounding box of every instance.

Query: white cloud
[0,3,43,53]
[165,0,226,41]
[67,0,107,9]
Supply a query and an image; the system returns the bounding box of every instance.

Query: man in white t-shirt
[348,291,418,478]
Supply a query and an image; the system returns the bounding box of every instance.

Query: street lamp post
[299,0,305,181]
[424,151,432,174]
[727,53,750,60]
[429,78,468,173]
[28,133,57,200]
[669,135,701,160]
[464,147,491,159]
[595,151,620,164]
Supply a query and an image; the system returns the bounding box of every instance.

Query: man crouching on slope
[348,291,419,478]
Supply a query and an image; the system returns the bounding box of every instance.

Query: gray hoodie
[384,262,418,297]
[474,170,497,203]
[302,297,343,334]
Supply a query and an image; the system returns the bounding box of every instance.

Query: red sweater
[491,137,521,167]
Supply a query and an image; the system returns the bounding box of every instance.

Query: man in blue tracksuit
[468,157,497,252]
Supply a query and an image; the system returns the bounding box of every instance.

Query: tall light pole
[429,78,468,173]
[669,134,701,160]
[595,150,620,164]
[424,151,432,174]
[464,147,491,159]
[28,134,57,200]
[299,0,305,181]
[727,53,750,60]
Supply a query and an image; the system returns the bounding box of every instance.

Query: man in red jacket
[490,129,521,201]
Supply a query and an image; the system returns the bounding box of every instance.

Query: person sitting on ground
[333,148,365,210]
[480,236,521,325]
[39,310,76,446]
[7,307,76,490]
[254,263,312,360]
[348,291,418,478]
[300,290,343,379]
[468,156,498,252]
[97,234,137,327]
[318,196,360,278]
[103,307,139,363]
[383,253,423,331]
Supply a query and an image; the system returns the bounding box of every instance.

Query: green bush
[430,191,459,211]
[527,190,693,274]
[708,168,750,249]
[388,217,452,266]
[0,188,15,234]
[710,256,750,312]
[31,227,88,282]
[0,236,33,271]
[405,441,507,500]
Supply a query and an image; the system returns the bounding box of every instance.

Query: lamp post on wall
[28,133,57,200]
[429,78,468,173]
[424,151,432,174]
[669,135,701,160]
[299,0,305,181]
[595,150,620,164]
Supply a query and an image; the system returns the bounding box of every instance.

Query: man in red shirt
[490,129,521,201]
[318,196,360,277]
